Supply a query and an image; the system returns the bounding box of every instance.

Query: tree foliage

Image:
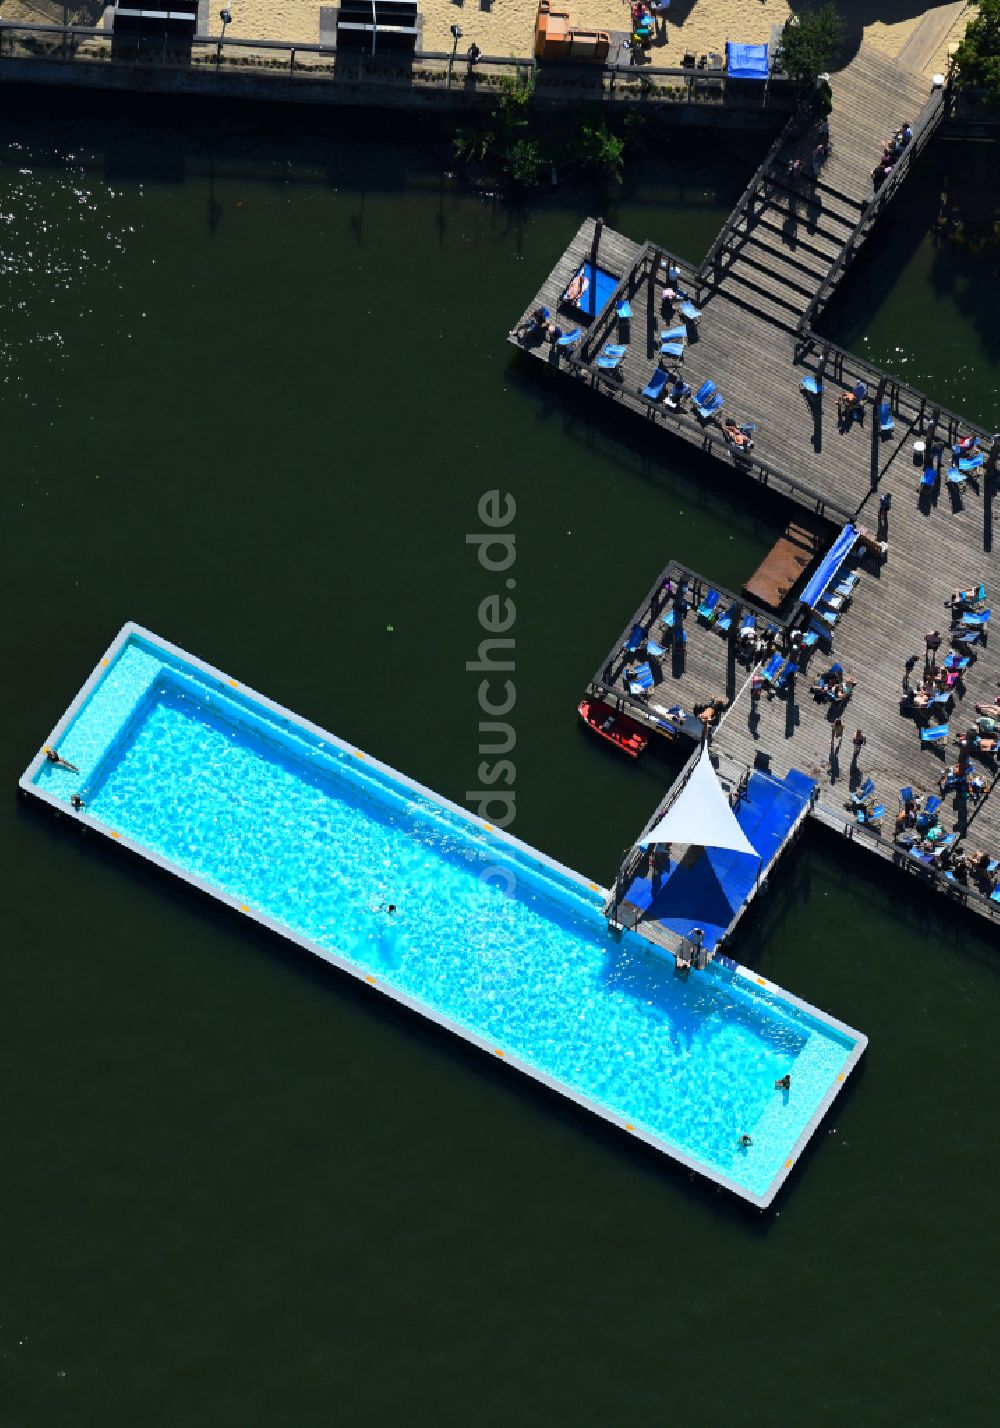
[780,4,844,85]
[954,0,1000,106]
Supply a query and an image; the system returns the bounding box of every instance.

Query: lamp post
[448,23,463,88]
[217,7,232,69]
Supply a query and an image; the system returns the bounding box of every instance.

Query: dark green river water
[1,95,997,1425]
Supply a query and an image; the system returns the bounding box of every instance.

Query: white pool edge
[19,621,868,1210]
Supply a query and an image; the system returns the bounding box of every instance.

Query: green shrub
[954,0,1000,106]
[780,3,844,85]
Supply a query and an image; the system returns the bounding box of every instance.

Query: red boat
[578,698,649,758]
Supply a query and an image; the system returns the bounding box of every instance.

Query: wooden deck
[511,42,1000,936]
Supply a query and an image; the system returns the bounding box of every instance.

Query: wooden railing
[796,84,949,335]
[0,21,795,109]
[697,98,810,291]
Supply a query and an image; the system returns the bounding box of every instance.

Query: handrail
[797,332,997,444]
[697,98,808,289]
[811,800,1000,924]
[0,20,795,104]
[796,86,948,335]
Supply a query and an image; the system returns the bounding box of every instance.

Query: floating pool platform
[21,624,867,1209]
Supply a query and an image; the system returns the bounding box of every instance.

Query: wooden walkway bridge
[509,43,1000,941]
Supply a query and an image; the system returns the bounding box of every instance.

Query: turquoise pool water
[28,629,862,1204]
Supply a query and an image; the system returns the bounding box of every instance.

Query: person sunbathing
[564,271,589,304]
[975,703,1000,720]
[720,419,753,450]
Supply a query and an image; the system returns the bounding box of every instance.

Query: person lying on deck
[720,419,754,451]
[564,271,589,304]
[976,703,1000,720]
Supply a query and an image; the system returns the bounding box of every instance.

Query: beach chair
[641,367,670,402]
[927,689,952,707]
[660,326,687,343]
[693,379,715,407]
[715,603,738,635]
[801,373,822,396]
[953,629,980,648]
[595,343,626,370]
[801,629,820,651]
[920,467,938,489]
[851,778,876,805]
[775,660,797,691]
[627,662,655,695]
[878,402,894,434]
[697,589,721,622]
[814,607,839,628]
[962,609,990,628]
[920,725,949,744]
[899,786,914,809]
[959,453,984,472]
[923,795,942,819]
[646,639,666,658]
[760,652,783,683]
[992,887,1000,904]
[556,327,581,348]
[616,299,633,320]
[739,613,756,639]
[947,466,967,487]
[943,652,971,672]
[821,591,846,613]
[858,804,885,826]
[678,300,701,323]
[625,624,646,653]
[660,340,685,359]
[695,390,724,421]
[837,571,860,593]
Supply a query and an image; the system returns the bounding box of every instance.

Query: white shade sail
[638,745,758,858]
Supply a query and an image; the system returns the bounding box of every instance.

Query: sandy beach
[0,0,967,81]
[195,0,966,80]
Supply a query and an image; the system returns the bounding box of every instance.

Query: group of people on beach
[871,122,913,191]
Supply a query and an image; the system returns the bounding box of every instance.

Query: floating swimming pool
[21,625,866,1208]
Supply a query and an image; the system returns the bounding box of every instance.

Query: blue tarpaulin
[800,523,858,608]
[726,41,769,80]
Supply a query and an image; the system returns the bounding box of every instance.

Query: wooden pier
[510,43,1000,938]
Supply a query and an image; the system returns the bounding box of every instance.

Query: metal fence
[0,21,795,109]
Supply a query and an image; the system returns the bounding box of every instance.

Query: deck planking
[510,42,1000,935]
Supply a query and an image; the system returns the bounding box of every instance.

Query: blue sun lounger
[943,652,972,672]
[959,453,984,472]
[616,299,633,320]
[801,373,822,396]
[660,340,685,359]
[740,613,756,637]
[920,724,949,744]
[878,402,894,434]
[694,386,724,420]
[760,652,783,683]
[678,300,701,323]
[556,327,581,348]
[947,467,966,486]
[962,609,990,627]
[625,624,646,653]
[899,786,914,808]
[661,326,686,343]
[595,343,627,370]
[697,589,721,622]
[921,467,938,488]
[628,662,655,694]
[646,638,666,658]
[927,689,951,707]
[775,660,797,690]
[715,603,738,635]
[851,778,876,806]
[922,795,942,820]
[857,803,885,825]
[641,367,669,401]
